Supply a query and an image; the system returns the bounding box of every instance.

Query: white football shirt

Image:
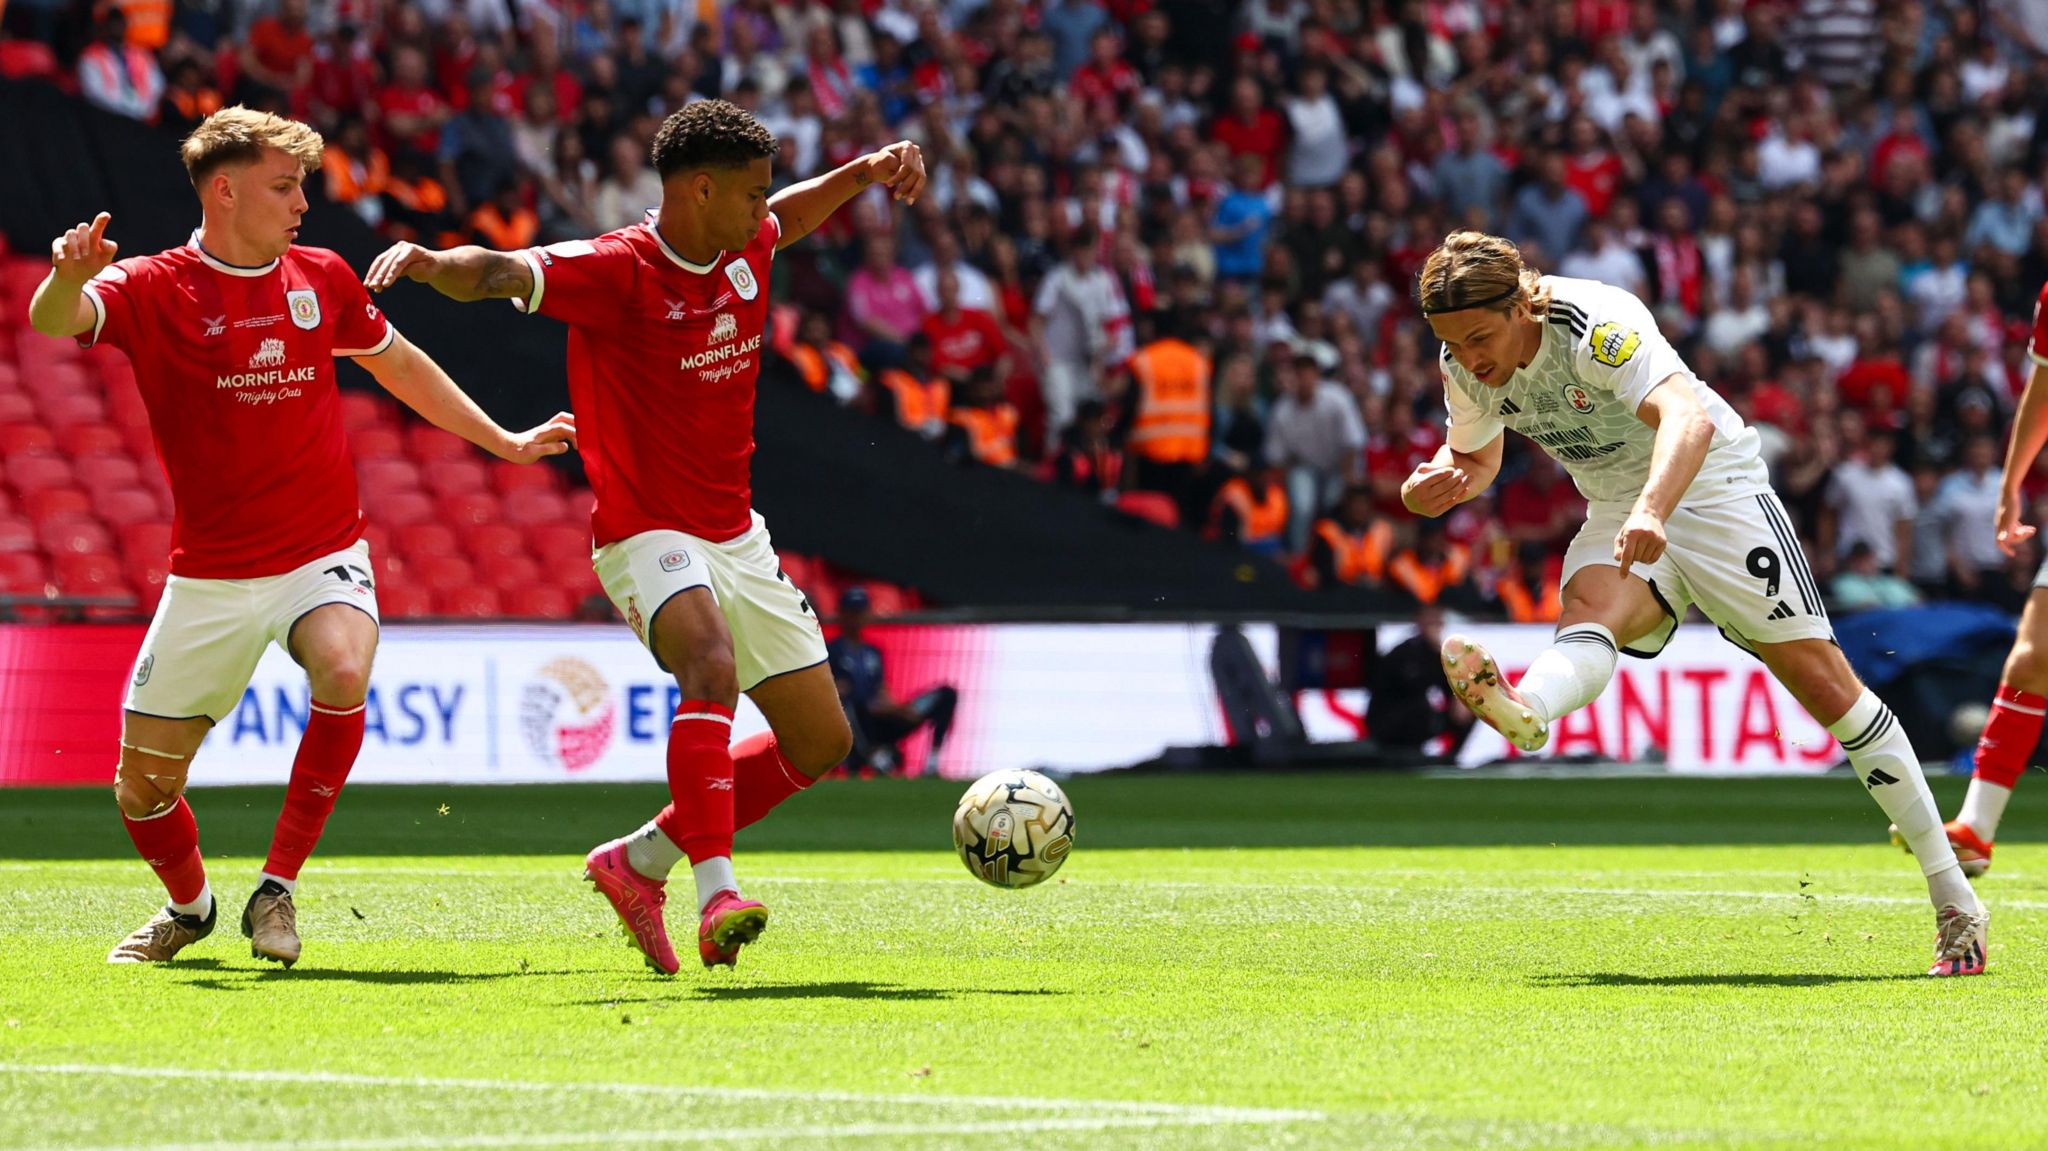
[1441,276,1770,508]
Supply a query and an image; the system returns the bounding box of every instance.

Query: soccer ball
[952,769,1075,888]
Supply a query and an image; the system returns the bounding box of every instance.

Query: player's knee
[673,650,739,704]
[2004,640,2048,693]
[113,754,188,819]
[309,657,372,706]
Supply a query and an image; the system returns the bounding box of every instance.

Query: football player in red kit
[368,100,925,972]
[26,107,575,967]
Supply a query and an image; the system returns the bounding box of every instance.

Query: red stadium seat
[527,522,591,567]
[96,487,160,528]
[554,563,604,602]
[501,487,568,525]
[105,387,150,430]
[465,522,527,564]
[504,585,573,619]
[439,491,499,526]
[778,552,817,589]
[340,392,392,432]
[58,423,125,458]
[118,520,172,559]
[74,454,142,492]
[1115,490,1181,529]
[0,551,48,593]
[357,457,423,495]
[567,487,596,522]
[424,458,488,497]
[484,554,542,592]
[121,423,155,460]
[40,517,113,556]
[378,583,433,619]
[435,586,502,617]
[38,393,106,430]
[375,490,437,526]
[862,584,908,617]
[0,423,56,456]
[396,522,460,560]
[125,554,167,611]
[349,426,404,460]
[407,425,472,463]
[491,461,556,495]
[0,393,33,423]
[360,522,392,560]
[0,517,33,553]
[53,552,126,595]
[416,555,475,595]
[24,487,91,523]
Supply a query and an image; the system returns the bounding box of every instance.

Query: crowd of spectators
[12,0,2048,620]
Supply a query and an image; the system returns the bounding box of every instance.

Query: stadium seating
[0,255,922,622]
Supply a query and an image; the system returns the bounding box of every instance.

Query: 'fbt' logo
[709,312,738,344]
[664,298,690,321]
[202,314,228,337]
[249,338,288,368]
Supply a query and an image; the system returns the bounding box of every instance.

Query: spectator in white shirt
[1701,267,1773,359]
[1264,353,1368,550]
[1824,427,1917,573]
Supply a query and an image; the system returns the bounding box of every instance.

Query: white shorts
[594,512,828,691]
[1562,492,1834,657]
[126,539,381,722]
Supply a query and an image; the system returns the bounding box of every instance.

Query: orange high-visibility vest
[787,341,862,393]
[1216,476,1288,544]
[470,203,538,251]
[1312,518,1393,584]
[1496,572,1562,622]
[117,0,172,49]
[1126,338,1211,465]
[952,404,1019,466]
[323,147,389,202]
[1388,544,1471,604]
[877,369,951,429]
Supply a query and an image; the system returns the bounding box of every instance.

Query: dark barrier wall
[1,82,1399,615]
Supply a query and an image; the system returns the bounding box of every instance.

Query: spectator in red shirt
[308,21,377,132]
[1495,455,1585,552]
[1210,75,1287,189]
[241,0,313,111]
[921,269,1016,383]
[1366,400,1442,517]
[1839,321,1913,413]
[376,45,449,165]
[1071,28,1140,112]
[1562,116,1622,220]
[512,34,581,125]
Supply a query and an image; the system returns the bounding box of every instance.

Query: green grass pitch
[2,772,2044,1150]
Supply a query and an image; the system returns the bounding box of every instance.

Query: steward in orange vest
[1126,333,1212,466]
[1212,466,1289,557]
[948,370,1020,468]
[786,311,863,401]
[1494,544,1563,623]
[871,334,948,434]
[1308,486,1394,589]
[1388,519,1473,606]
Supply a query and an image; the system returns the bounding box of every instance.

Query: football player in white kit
[1402,232,1987,976]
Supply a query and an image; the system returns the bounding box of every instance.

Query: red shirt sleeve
[318,251,395,356]
[513,234,642,329]
[77,257,154,351]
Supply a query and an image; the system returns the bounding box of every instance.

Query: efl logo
[659,549,691,572]
[518,656,616,773]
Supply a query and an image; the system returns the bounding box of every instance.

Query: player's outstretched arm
[1402,436,1503,518]
[1995,359,2048,556]
[364,241,534,303]
[1615,376,1713,577]
[770,141,927,250]
[28,212,116,339]
[355,330,576,464]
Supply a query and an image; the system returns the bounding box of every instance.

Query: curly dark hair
[650,100,779,179]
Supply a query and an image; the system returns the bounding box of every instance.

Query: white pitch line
[26,1115,1273,1151]
[0,1064,1322,1126]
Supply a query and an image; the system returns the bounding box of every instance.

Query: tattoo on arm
[852,169,872,188]
[474,252,533,300]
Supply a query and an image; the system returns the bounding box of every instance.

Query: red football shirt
[515,213,780,546]
[81,239,390,578]
[920,307,1005,377]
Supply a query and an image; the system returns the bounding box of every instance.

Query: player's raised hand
[1401,460,1469,517]
[365,240,444,293]
[493,412,577,463]
[1613,509,1667,579]
[1996,488,2035,557]
[50,213,117,285]
[866,140,926,205]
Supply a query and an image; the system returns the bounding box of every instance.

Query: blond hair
[1416,231,1551,318]
[180,107,324,186]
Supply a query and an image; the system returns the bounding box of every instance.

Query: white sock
[1513,623,1618,723]
[1958,778,2013,842]
[692,856,738,913]
[623,820,685,880]
[169,882,213,919]
[1829,690,1979,913]
[259,871,297,895]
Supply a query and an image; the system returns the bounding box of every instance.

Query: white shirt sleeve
[1441,359,1503,454]
[1573,289,1689,414]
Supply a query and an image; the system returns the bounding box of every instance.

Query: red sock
[652,700,736,863]
[733,731,814,832]
[264,699,367,880]
[1975,684,2045,789]
[122,797,207,906]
